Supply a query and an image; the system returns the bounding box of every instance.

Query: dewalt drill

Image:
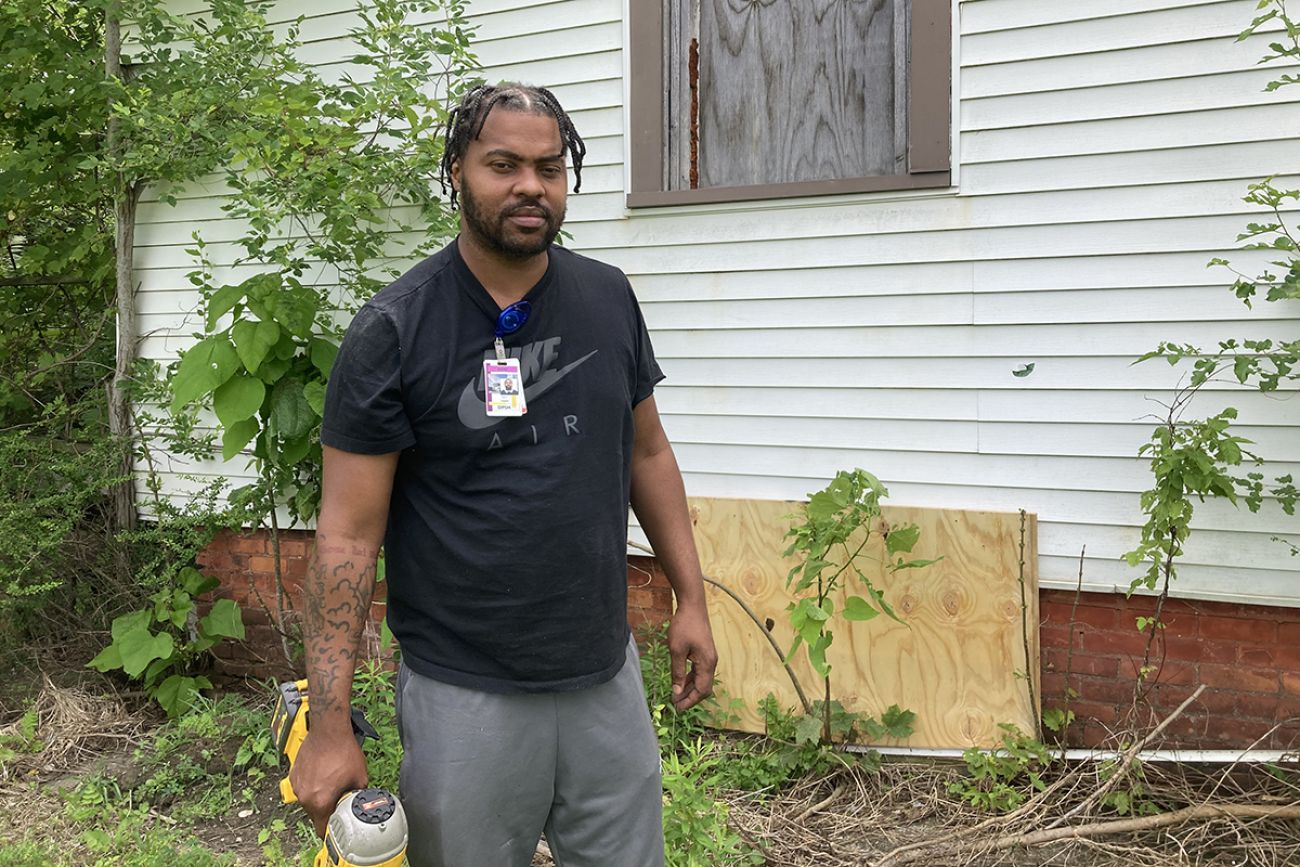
[271,679,409,867]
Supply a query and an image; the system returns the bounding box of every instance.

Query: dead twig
[989,803,1300,849]
[789,781,847,825]
[1045,684,1206,831]
[1016,508,1038,738]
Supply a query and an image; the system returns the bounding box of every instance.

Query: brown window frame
[627,0,952,208]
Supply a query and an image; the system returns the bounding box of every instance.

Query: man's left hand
[667,600,717,711]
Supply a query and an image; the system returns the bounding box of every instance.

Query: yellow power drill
[271,679,409,867]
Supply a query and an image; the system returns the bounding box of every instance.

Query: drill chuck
[317,788,409,867]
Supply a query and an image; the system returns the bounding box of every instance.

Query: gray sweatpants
[394,637,665,867]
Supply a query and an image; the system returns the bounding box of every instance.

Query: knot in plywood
[939,584,968,619]
[739,566,765,596]
[960,709,993,746]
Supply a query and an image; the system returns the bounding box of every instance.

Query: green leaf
[885,525,920,555]
[303,380,326,415]
[155,587,190,628]
[843,595,880,622]
[794,714,823,745]
[256,356,293,384]
[799,617,824,648]
[116,628,175,678]
[272,331,298,361]
[222,417,260,461]
[784,634,804,665]
[110,610,151,640]
[190,635,217,653]
[213,374,266,426]
[198,598,245,640]
[154,674,207,719]
[1234,355,1253,383]
[1042,708,1074,733]
[205,282,245,331]
[294,482,320,522]
[143,657,174,687]
[309,338,339,377]
[805,491,840,522]
[231,318,280,373]
[269,379,313,440]
[875,591,904,624]
[179,567,219,596]
[280,433,312,465]
[796,597,829,622]
[808,633,832,677]
[87,643,123,673]
[880,704,916,738]
[827,472,854,505]
[251,276,318,338]
[892,557,940,572]
[170,335,240,411]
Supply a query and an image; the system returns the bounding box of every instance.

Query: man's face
[454,109,568,260]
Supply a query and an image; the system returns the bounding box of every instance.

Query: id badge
[484,358,527,417]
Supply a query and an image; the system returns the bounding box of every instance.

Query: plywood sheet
[689,497,1039,749]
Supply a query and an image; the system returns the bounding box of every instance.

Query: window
[628,0,951,206]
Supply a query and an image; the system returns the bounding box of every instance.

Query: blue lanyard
[494,300,531,338]
[492,300,531,360]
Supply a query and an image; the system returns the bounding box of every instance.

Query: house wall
[136,0,1299,605]
[138,0,1300,746]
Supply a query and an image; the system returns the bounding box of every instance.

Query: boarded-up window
[672,0,906,190]
[628,0,950,206]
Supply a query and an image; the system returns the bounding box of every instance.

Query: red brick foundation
[1040,590,1300,750]
[197,531,1300,750]
[627,555,675,629]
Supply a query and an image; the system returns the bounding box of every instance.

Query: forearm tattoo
[302,530,378,716]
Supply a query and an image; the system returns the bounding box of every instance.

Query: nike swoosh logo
[457,350,599,430]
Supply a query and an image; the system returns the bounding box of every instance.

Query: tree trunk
[106,3,137,533]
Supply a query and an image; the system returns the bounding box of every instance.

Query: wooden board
[688,497,1039,748]
[693,0,905,187]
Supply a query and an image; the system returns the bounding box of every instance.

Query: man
[289,82,717,867]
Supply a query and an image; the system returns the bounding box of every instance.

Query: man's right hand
[297,447,397,837]
[289,729,370,838]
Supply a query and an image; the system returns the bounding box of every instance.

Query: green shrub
[0,426,126,621]
[83,480,250,717]
[351,659,404,792]
[88,564,245,718]
[638,622,719,755]
[948,724,1055,812]
[662,738,762,867]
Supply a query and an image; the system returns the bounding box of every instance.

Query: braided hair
[438,82,587,207]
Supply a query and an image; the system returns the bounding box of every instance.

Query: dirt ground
[3,655,1300,867]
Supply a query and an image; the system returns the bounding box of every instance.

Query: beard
[459,178,565,260]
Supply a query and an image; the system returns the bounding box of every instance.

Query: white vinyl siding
[135,0,1300,606]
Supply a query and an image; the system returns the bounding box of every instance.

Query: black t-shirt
[321,240,663,692]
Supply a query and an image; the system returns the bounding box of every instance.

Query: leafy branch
[783,469,938,744]
[1125,0,1299,681]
